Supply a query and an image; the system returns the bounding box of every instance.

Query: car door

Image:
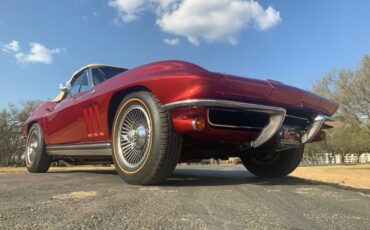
[76,67,126,143]
[45,70,95,144]
[69,68,109,143]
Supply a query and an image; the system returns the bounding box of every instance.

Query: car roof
[70,64,128,82]
[53,64,128,102]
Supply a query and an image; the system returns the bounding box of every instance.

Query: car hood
[218,73,338,116]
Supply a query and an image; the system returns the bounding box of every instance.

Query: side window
[70,73,84,96]
[92,67,125,86]
[69,71,91,96]
[79,74,90,93]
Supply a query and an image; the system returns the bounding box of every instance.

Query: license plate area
[278,126,302,146]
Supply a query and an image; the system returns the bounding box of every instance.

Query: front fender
[22,101,56,139]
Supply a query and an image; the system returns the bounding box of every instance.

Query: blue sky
[1,0,370,108]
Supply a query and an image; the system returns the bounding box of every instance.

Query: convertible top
[53,64,127,102]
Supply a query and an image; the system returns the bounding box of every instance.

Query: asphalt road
[0,165,369,230]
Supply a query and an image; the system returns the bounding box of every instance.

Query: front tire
[25,123,52,173]
[112,91,182,185]
[240,147,304,177]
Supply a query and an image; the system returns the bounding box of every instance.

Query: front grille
[208,108,313,131]
[283,115,312,129]
[208,108,270,130]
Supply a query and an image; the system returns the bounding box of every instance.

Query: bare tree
[0,100,43,166]
[308,56,370,163]
[313,56,370,135]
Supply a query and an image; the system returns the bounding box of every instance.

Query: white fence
[317,153,336,164]
[359,153,370,163]
[314,152,370,164]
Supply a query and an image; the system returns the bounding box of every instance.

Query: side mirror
[59,82,70,93]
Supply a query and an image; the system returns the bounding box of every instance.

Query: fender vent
[83,104,104,137]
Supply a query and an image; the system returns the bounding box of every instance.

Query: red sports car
[23,60,337,185]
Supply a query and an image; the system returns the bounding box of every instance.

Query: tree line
[305,56,370,163]
[0,101,42,166]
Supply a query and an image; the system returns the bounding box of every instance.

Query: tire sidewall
[112,91,168,184]
[241,147,304,177]
[25,123,48,172]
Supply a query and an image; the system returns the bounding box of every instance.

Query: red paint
[93,104,104,137]
[172,116,196,133]
[83,108,93,137]
[22,60,338,145]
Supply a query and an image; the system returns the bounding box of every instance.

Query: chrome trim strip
[162,99,286,114]
[301,115,334,143]
[46,143,112,156]
[162,99,286,148]
[285,115,311,121]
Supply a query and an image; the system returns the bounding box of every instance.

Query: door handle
[90,89,96,95]
[46,107,54,112]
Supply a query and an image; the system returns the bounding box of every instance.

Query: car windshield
[92,67,126,86]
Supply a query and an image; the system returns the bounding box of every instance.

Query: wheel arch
[107,85,153,135]
[26,120,40,136]
[23,118,49,144]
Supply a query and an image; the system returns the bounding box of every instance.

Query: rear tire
[111,91,182,185]
[240,147,304,177]
[25,123,52,173]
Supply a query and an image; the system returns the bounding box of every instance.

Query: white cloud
[156,0,177,8]
[109,0,281,45]
[108,0,179,22]
[1,40,20,53]
[15,43,64,64]
[163,37,180,45]
[1,40,65,64]
[154,0,179,14]
[255,6,281,30]
[156,0,281,45]
[108,0,146,22]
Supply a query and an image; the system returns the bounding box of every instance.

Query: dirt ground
[291,164,370,190]
[1,164,369,190]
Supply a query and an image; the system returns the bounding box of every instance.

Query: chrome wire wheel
[116,104,152,169]
[112,91,183,185]
[26,128,38,165]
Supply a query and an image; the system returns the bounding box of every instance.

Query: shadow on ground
[164,168,317,187]
[49,167,317,188]
[49,169,117,175]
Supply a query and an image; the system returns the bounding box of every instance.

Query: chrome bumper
[301,115,334,143]
[162,99,286,148]
[162,99,332,148]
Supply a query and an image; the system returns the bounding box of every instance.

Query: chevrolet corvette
[22,60,337,185]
